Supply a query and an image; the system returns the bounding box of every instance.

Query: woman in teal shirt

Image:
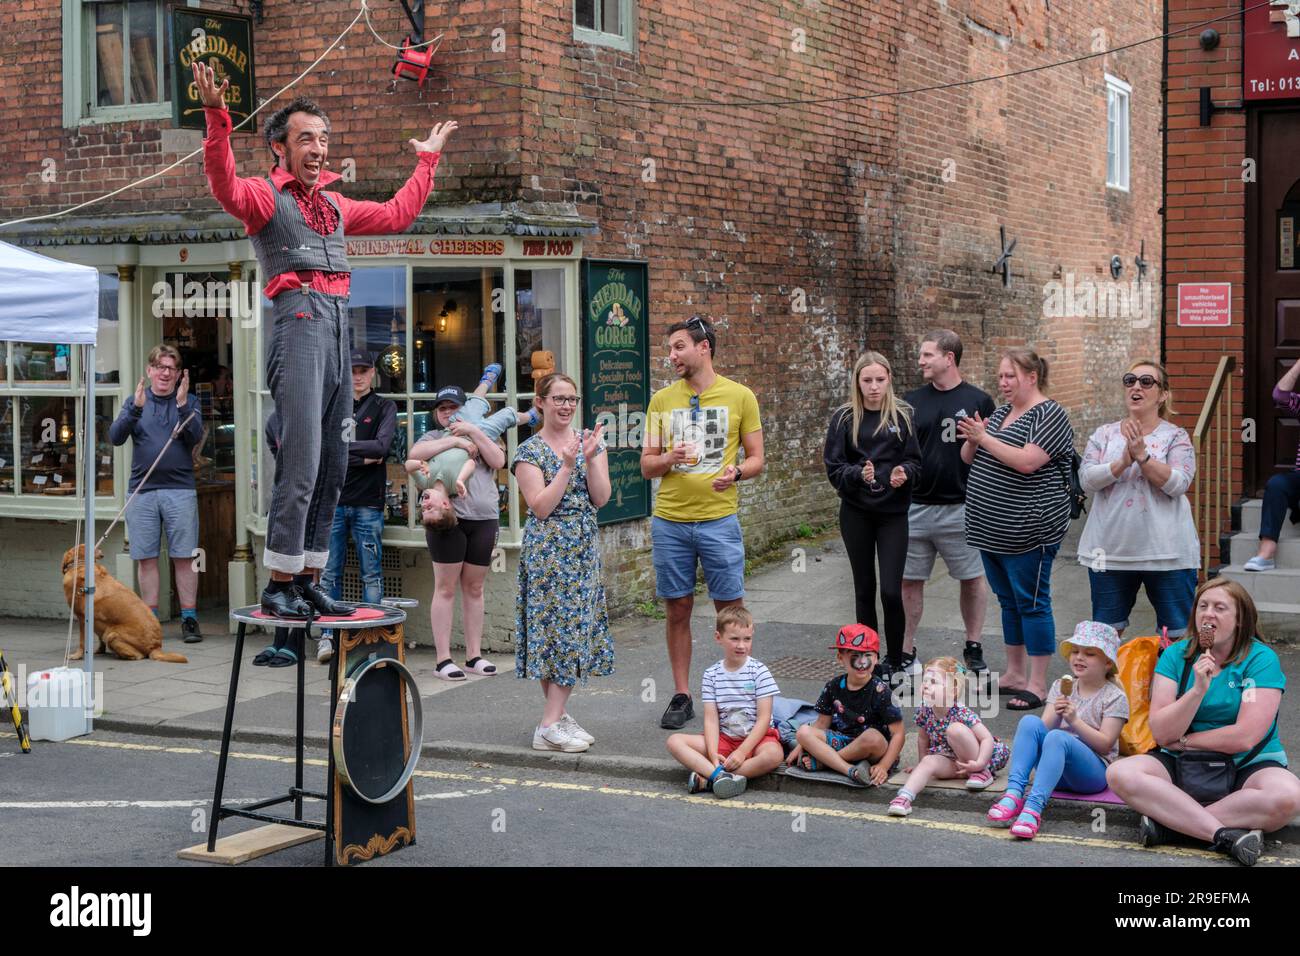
[1107,577,1300,866]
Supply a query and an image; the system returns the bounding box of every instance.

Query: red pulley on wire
[391,0,432,88]
[392,35,433,87]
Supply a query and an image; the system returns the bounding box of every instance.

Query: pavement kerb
[90,716,1300,842]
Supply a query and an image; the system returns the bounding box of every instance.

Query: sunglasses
[1122,373,1160,389]
[686,315,716,354]
[689,394,700,423]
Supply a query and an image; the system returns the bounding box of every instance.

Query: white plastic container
[26,667,90,741]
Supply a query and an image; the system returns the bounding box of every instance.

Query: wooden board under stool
[177,824,324,865]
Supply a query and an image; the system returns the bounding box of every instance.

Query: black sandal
[1007,691,1045,711]
[252,646,278,666]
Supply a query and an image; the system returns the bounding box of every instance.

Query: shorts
[651,514,745,600]
[1087,568,1199,637]
[425,518,498,567]
[1149,751,1289,794]
[125,488,199,560]
[718,726,782,759]
[904,502,985,581]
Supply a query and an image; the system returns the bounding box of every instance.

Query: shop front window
[247,257,578,544]
[20,396,78,497]
[97,271,121,384]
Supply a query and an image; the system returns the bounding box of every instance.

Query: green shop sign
[582,260,650,526]
[169,6,256,133]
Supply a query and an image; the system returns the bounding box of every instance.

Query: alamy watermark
[1042,273,1154,328]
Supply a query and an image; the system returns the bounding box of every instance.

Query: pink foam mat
[1050,786,1127,805]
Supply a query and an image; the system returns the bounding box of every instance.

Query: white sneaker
[559,713,595,745]
[532,723,589,753]
[316,636,334,664]
[1243,556,1276,572]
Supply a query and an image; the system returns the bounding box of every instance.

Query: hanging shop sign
[581,260,650,526]
[1245,3,1300,101]
[170,6,257,132]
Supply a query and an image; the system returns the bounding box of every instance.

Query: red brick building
[1165,0,1300,613]
[0,1,1162,640]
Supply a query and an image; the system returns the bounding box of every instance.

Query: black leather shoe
[298,580,357,616]
[260,585,313,619]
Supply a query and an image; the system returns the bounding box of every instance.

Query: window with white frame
[1106,74,1131,192]
[574,0,635,51]
[64,0,199,124]
[0,271,121,506]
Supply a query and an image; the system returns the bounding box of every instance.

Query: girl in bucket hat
[987,621,1130,839]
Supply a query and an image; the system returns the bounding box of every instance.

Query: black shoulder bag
[1062,450,1087,520]
[1170,656,1276,804]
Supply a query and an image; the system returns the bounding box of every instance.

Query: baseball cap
[434,385,467,408]
[829,623,880,654]
[349,349,374,369]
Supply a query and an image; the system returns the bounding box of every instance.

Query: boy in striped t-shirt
[666,606,783,799]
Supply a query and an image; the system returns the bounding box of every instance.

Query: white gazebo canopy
[0,240,100,344]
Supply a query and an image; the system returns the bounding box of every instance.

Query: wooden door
[1248,107,1300,492]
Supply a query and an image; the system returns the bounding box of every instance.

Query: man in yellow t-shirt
[641,317,765,729]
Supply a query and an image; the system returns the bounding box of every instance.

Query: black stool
[207,602,408,866]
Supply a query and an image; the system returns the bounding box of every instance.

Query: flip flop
[1007,691,1046,711]
[998,684,1029,696]
[798,753,819,773]
[252,646,278,666]
[268,647,299,668]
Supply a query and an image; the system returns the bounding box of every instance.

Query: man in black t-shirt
[901,330,996,676]
[317,350,397,662]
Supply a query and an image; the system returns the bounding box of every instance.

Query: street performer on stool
[194,62,458,618]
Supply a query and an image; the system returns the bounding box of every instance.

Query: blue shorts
[1088,568,1199,637]
[651,514,745,601]
[125,488,199,560]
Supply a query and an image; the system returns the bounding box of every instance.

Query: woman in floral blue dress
[513,372,613,753]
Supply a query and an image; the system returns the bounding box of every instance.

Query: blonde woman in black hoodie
[825,352,922,678]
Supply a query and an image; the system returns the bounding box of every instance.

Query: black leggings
[839,500,908,667]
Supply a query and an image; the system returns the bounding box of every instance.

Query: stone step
[1234,499,1300,539]
[1218,564,1300,615]
[1227,532,1300,567]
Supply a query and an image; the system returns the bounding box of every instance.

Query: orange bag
[1116,632,1172,757]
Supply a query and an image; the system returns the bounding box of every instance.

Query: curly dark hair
[264,97,331,162]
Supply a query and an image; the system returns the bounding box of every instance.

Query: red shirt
[201,106,441,298]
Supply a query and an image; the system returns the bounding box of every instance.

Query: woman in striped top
[959,348,1075,711]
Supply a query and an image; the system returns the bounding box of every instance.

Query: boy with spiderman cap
[788,623,906,785]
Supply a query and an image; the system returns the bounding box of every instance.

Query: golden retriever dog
[61,545,188,663]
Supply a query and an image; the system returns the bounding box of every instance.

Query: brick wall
[1163,0,1246,530]
[894,0,1164,444]
[0,0,522,218]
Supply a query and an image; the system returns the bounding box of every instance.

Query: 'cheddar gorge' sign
[170,6,256,132]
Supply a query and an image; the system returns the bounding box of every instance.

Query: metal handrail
[1191,355,1237,575]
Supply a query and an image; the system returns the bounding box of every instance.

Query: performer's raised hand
[175,369,190,408]
[133,376,147,408]
[191,61,229,109]
[409,121,459,154]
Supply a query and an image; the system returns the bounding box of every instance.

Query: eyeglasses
[1122,373,1160,389]
[550,395,581,407]
[151,363,178,375]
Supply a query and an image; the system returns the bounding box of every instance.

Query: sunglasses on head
[685,315,716,354]
[1122,373,1160,389]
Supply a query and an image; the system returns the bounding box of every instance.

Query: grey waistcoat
[247,176,350,280]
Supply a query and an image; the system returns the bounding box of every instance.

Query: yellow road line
[5,732,1294,865]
